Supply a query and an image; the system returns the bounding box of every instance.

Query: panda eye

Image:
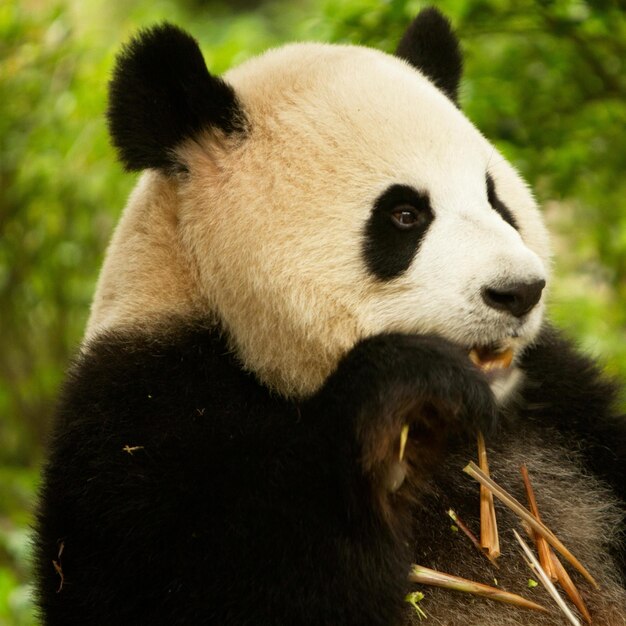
[364,184,434,280]
[390,205,422,230]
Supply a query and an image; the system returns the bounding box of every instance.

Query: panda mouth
[469,344,514,374]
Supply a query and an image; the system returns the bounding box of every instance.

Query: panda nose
[481,279,546,318]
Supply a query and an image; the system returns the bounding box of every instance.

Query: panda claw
[386,462,407,492]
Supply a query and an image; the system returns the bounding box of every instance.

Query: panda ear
[395,7,463,106]
[107,23,245,172]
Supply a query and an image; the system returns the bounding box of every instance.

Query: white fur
[87,42,551,398]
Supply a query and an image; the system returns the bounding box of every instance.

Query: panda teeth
[468,349,482,367]
[469,346,514,371]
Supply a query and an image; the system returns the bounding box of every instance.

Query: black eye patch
[363,184,434,281]
[486,174,518,230]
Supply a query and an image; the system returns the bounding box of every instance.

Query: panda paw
[318,333,497,491]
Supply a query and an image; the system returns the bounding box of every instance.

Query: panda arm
[35,326,494,626]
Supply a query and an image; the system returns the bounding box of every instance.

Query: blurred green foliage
[1,0,624,622]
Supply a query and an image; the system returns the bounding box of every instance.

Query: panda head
[89,8,551,400]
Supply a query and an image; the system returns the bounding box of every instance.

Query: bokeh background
[1,0,625,622]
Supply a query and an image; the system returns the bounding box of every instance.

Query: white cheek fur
[361,208,548,342]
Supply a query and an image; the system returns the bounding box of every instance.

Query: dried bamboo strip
[447,509,498,566]
[513,529,581,626]
[551,552,593,624]
[463,461,598,589]
[520,465,557,581]
[477,432,500,558]
[408,564,548,613]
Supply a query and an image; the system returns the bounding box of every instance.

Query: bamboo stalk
[520,465,557,581]
[408,564,548,613]
[477,432,500,558]
[447,509,498,566]
[520,522,592,623]
[463,461,599,589]
[399,424,409,462]
[551,552,593,624]
[513,529,581,626]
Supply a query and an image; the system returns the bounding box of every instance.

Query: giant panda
[34,8,626,626]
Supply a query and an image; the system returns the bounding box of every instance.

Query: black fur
[107,24,245,172]
[35,324,496,625]
[522,328,626,500]
[520,327,626,571]
[395,8,463,105]
[486,173,518,230]
[363,185,434,281]
[34,322,626,623]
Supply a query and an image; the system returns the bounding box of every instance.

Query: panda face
[172,43,550,398]
[358,158,548,397]
[95,25,551,400]
[359,175,547,401]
